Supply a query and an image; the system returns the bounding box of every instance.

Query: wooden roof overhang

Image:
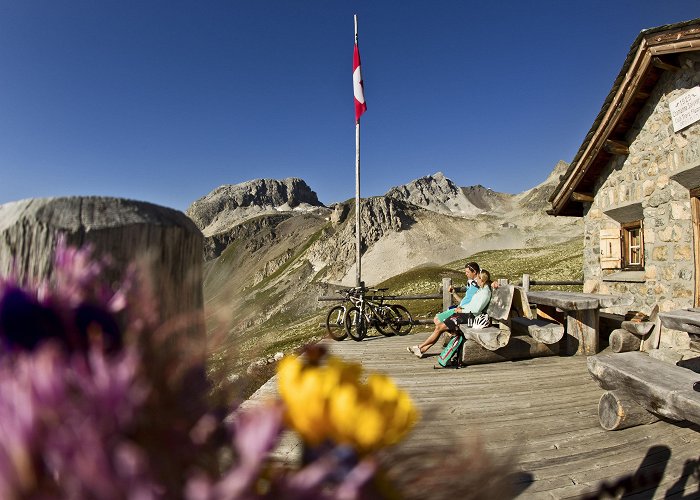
[548,19,700,217]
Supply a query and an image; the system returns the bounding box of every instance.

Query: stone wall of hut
[582,52,700,349]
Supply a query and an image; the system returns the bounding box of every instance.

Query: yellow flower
[277,353,419,454]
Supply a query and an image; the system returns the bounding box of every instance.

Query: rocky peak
[186,177,324,235]
[386,172,485,217]
[461,184,514,212]
[516,160,570,211]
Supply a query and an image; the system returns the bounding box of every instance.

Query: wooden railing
[517,274,583,291]
[318,282,449,326]
[318,274,583,326]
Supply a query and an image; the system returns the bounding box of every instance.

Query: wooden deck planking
[243,332,700,498]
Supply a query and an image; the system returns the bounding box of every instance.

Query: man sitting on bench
[408,268,493,358]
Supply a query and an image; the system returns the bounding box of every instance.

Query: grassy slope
[376,237,583,319]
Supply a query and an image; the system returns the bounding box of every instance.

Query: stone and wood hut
[548,19,700,351]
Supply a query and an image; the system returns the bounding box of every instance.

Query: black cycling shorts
[444,312,474,332]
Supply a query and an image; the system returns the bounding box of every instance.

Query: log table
[659,309,700,335]
[660,308,700,350]
[524,291,633,355]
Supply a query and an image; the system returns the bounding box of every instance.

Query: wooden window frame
[621,220,644,270]
[691,187,700,307]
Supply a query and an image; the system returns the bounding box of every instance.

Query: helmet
[472,314,491,329]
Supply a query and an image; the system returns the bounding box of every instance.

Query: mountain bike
[343,287,413,341]
[325,288,357,341]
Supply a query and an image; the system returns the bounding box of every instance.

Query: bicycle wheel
[389,304,413,335]
[345,306,367,341]
[326,305,348,341]
[374,306,397,336]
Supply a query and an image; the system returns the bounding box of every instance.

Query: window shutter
[600,228,622,269]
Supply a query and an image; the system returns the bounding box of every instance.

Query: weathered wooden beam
[659,310,700,331]
[511,287,534,319]
[485,284,515,322]
[603,139,630,155]
[598,390,659,430]
[526,291,599,310]
[510,316,564,344]
[588,352,700,425]
[591,292,634,309]
[0,197,205,339]
[652,56,681,72]
[442,277,453,312]
[461,326,511,351]
[318,294,442,301]
[609,328,642,353]
[459,336,565,366]
[566,308,600,355]
[571,192,594,203]
[621,320,655,336]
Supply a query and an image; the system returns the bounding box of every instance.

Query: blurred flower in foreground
[0,238,512,499]
[277,345,418,454]
[0,239,419,499]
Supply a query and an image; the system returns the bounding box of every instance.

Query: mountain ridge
[186,177,326,236]
[187,160,578,281]
[192,161,584,396]
[194,159,582,333]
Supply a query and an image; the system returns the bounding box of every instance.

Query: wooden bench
[457,285,568,366]
[588,352,700,430]
[510,316,564,344]
[458,283,514,351]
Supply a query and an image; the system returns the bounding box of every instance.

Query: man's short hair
[465,262,480,274]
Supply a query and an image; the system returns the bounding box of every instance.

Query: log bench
[458,283,514,351]
[608,305,660,353]
[456,285,569,366]
[510,316,564,344]
[588,352,700,430]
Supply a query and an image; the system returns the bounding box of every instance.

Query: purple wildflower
[0,238,396,499]
[0,286,64,351]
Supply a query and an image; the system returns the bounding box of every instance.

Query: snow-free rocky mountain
[186,162,581,342]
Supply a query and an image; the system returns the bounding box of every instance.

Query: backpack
[437,333,464,368]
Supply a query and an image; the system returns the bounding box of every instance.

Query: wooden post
[598,391,659,430]
[566,309,600,355]
[609,328,642,353]
[522,274,530,291]
[0,197,205,343]
[442,277,452,312]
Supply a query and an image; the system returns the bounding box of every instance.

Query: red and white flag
[353,43,367,122]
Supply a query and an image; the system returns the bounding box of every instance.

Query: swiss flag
[353,44,367,122]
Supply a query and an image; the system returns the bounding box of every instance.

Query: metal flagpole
[354,14,362,288]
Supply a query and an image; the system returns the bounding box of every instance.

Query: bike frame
[348,292,390,325]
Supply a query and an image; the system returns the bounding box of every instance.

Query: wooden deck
[244,332,700,499]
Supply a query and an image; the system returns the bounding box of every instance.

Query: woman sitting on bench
[408,269,492,358]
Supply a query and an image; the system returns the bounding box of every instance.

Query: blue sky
[1,1,698,211]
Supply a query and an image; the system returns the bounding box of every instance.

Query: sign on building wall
[670,86,700,133]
